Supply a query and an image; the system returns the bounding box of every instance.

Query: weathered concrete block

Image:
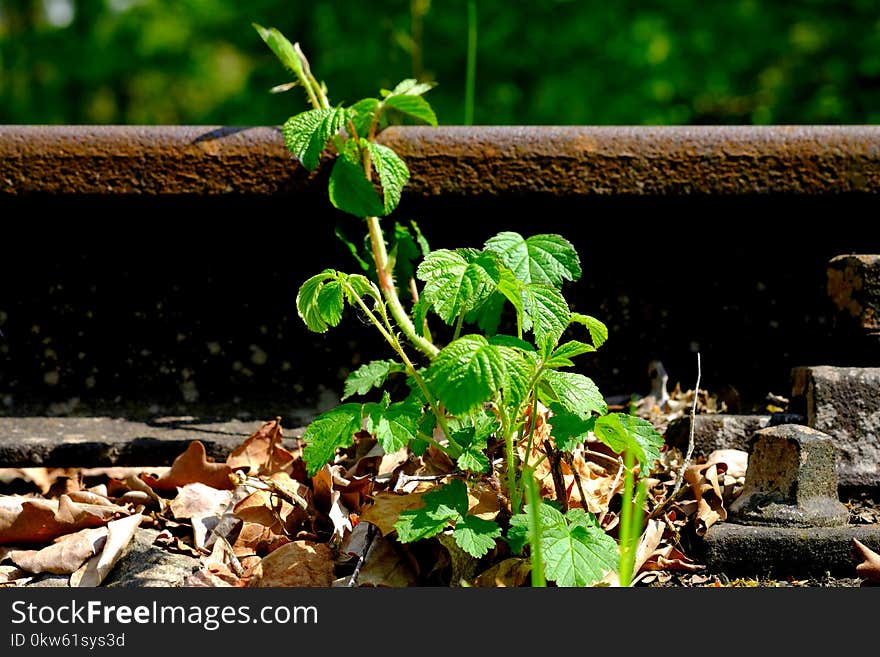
[728,424,849,527]
[664,414,771,458]
[827,254,880,338]
[700,523,880,578]
[792,366,880,487]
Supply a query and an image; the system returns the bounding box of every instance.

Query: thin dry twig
[672,352,701,497]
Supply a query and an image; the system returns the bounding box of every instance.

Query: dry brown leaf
[141,441,233,492]
[473,558,531,587]
[360,490,431,537]
[684,462,728,536]
[66,491,116,507]
[248,541,335,587]
[8,527,108,575]
[0,564,33,587]
[0,495,127,546]
[71,513,142,587]
[705,449,748,479]
[232,473,309,541]
[853,538,880,583]
[169,483,233,521]
[467,484,502,521]
[352,533,418,587]
[226,419,297,477]
[233,521,291,557]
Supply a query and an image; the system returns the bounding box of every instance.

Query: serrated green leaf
[485,232,582,287]
[366,399,421,453]
[496,345,535,412]
[594,413,664,472]
[564,507,602,530]
[453,515,502,558]
[539,370,607,419]
[253,23,305,79]
[343,273,380,303]
[521,283,570,349]
[570,313,609,349]
[384,78,437,97]
[297,269,342,333]
[506,513,530,554]
[426,335,506,415]
[417,249,500,325]
[451,419,495,473]
[546,404,596,452]
[301,403,364,476]
[366,141,409,215]
[316,280,344,328]
[342,360,404,400]
[384,94,438,126]
[394,479,469,543]
[347,98,380,140]
[282,107,345,171]
[544,340,596,369]
[328,145,385,218]
[537,502,617,587]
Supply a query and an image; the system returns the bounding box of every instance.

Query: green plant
[255,24,662,587]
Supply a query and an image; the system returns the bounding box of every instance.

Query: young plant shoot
[255,24,663,587]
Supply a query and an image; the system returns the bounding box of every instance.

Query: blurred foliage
[2,0,880,126]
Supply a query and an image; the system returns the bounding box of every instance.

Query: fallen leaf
[352,533,418,587]
[233,522,291,557]
[684,462,728,536]
[141,441,233,492]
[705,449,748,479]
[226,419,297,477]
[248,541,335,587]
[360,490,431,537]
[853,538,880,584]
[0,495,127,546]
[66,491,117,507]
[474,558,531,587]
[8,527,108,574]
[0,564,33,587]
[71,513,142,587]
[169,483,233,521]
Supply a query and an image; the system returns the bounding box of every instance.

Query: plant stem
[464,0,478,125]
[366,216,439,359]
[523,465,545,587]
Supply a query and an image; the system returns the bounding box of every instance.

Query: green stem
[452,311,465,342]
[523,465,545,587]
[464,0,478,125]
[366,216,439,359]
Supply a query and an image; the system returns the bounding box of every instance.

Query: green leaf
[426,336,507,415]
[536,502,617,587]
[453,515,502,558]
[328,145,384,217]
[570,313,609,349]
[417,249,500,325]
[347,98,380,140]
[544,340,596,369]
[253,24,305,79]
[539,370,607,419]
[394,479,469,543]
[594,413,664,472]
[495,344,535,412]
[506,514,530,554]
[342,360,405,400]
[366,399,421,454]
[521,283,570,349]
[383,78,437,98]
[451,419,495,473]
[301,403,364,476]
[485,232,582,287]
[366,141,409,215]
[297,269,342,333]
[546,405,596,452]
[384,94,438,126]
[281,107,345,171]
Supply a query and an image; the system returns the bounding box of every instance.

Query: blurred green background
[2,0,879,126]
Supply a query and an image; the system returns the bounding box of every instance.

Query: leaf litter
[0,405,874,588]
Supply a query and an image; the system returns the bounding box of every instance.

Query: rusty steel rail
[1,125,879,196]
